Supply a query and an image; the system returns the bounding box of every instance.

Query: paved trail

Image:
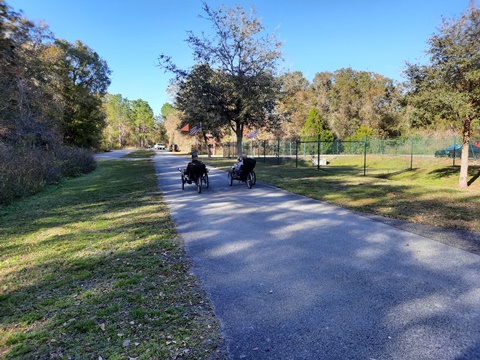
[148,151,480,360]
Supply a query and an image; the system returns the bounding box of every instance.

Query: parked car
[435,143,480,158]
[434,144,462,158]
[154,143,166,150]
[471,144,480,157]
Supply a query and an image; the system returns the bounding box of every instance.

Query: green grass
[203,156,480,232]
[0,157,225,359]
[122,149,156,158]
[2,150,479,358]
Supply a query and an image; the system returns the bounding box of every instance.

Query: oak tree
[404,1,480,188]
[159,2,284,155]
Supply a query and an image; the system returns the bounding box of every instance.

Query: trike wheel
[247,172,254,189]
[228,171,233,186]
[205,173,209,188]
[181,175,185,190]
[251,170,256,185]
[197,178,202,193]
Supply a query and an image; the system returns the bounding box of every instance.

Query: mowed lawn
[0,156,225,359]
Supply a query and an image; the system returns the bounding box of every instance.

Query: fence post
[317,135,321,171]
[277,139,280,165]
[363,137,367,176]
[410,137,414,170]
[295,141,298,168]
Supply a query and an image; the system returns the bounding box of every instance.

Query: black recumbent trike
[179,162,209,193]
[228,157,256,189]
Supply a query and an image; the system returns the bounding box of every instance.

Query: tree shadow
[429,165,480,186]
[428,166,460,179]
[468,166,480,186]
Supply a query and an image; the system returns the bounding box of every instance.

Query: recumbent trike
[228,157,256,189]
[179,161,209,193]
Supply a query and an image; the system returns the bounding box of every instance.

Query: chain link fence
[221,136,480,176]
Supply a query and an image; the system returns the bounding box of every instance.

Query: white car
[154,143,166,150]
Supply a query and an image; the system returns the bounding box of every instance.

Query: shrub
[0,145,96,206]
[0,146,55,205]
[55,146,96,178]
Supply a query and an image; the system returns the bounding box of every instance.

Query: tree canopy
[102,94,161,149]
[404,1,480,188]
[44,39,111,147]
[301,107,333,142]
[1,2,111,149]
[159,2,284,155]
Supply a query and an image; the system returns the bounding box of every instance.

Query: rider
[235,154,247,175]
[186,152,205,180]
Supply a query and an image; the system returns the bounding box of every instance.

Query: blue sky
[8,0,470,116]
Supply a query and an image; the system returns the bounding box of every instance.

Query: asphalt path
[99,150,480,359]
[94,149,139,160]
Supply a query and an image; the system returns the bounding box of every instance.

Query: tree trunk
[458,115,472,189]
[236,122,244,156]
[203,132,212,157]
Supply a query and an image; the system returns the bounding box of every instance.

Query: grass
[0,157,225,359]
[122,149,156,158]
[1,150,479,358]
[203,156,480,233]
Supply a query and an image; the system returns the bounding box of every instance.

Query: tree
[44,39,111,147]
[131,99,154,147]
[102,95,159,149]
[346,124,374,141]
[1,2,60,147]
[159,2,284,156]
[152,115,167,144]
[404,1,480,188]
[277,71,313,139]
[175,64,226,155]
[311,71,334,117]
[163,108,182,146]
[0,2,103,201]
[301,107,333,141]
[161,103,175,119]
[324,68,399,140]
[103,94,131,148]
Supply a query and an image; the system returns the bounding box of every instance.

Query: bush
[55,146,96,178]
[0,145,96,206]
[0,146,55,205]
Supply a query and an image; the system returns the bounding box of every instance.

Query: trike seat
[239,158,256,180]
[185,161,207,180]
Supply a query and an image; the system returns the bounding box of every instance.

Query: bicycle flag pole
[247,129,258,157]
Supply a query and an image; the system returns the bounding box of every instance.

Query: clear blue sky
[8,0,470,116]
